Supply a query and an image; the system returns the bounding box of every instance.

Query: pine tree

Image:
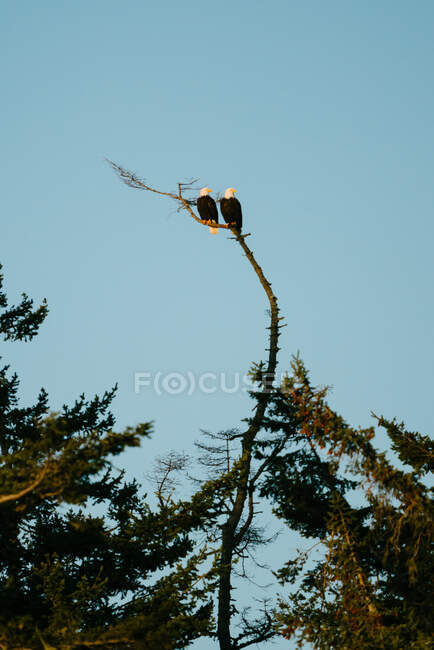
[0,264,215,649]
[259,357,433,648]
[107,164,287,649]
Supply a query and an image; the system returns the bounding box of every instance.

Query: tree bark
[217,229,281,650]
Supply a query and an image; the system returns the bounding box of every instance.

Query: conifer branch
[0,466,49,504]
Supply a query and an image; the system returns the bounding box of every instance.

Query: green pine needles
[0,264,214,649]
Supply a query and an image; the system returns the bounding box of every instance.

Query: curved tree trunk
[217,229,281,650]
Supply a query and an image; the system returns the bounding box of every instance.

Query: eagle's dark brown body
[220,197,242,232]
[197,195,218,224]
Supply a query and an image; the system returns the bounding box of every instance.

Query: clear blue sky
[2,1,434,647]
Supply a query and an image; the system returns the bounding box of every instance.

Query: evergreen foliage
[259,357,433,648]
[3,168,432,650]
[0,264,214,649]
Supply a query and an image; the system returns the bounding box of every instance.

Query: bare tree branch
[108,159,235,229]
[147,451,189,507]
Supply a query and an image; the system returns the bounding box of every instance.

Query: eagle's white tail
[209,222,218,235]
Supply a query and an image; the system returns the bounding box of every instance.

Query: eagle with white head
[220,188,242,233]
[197,187,219,234]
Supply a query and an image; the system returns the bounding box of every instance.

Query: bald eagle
[220,188,242,233]
[197,188,219,234]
